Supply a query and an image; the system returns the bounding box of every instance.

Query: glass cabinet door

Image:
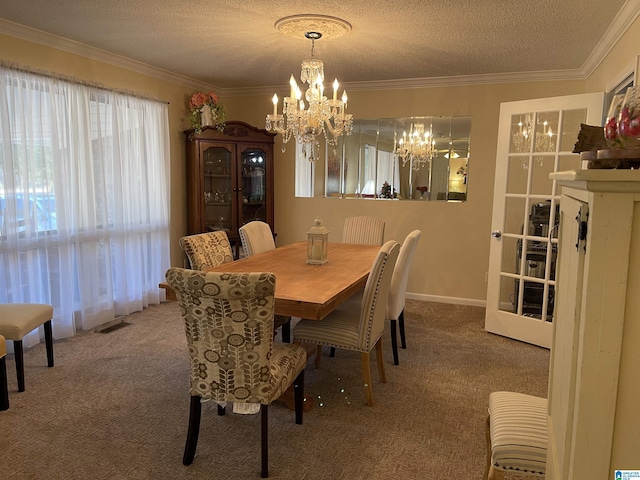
[202,145,232,233]
[240,147,268,225]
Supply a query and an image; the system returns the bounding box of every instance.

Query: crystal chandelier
[266,23,353,162]
[394,122,435,171]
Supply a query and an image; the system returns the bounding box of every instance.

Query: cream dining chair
[178,231,234,270]
[238,221,276,256]
[165,268,306,478]
[386,230,422,364]
[336,230,422,365]
[0,303,54,392]
[293,240,399,407]
[342,216,385,245]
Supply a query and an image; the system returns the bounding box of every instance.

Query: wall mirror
[321,116,471,201]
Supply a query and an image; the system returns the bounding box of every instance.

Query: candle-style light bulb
[341,90,348,107]
[333,79,339,101]
[289,75,297,99]
[272,94,278,116]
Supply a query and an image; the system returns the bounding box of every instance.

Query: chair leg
[314,345,323,369]
[183,396,202,466]
[484,415,491,480]
[375,339,386,383]
[261,404,269,478]
[329,347,335,357]
[294,369,304,425]
[217,404,226,416]
[361,352,374,407]
[13,340,25,392]
[281,321,291,343]
[399,309,407,349]
[484,415,505,480]
[488,466,505,480]
[0,355,8,411]
[390,319,399,365]
[44,320,54,367]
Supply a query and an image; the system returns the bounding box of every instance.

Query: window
[0,66,170,345]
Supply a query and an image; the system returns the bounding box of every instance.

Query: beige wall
[226,81,584,302]
[3,16,640,302]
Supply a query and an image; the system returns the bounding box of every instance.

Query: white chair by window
[0,304,54,392]
[293,240,400,406]
[342,216,385,246]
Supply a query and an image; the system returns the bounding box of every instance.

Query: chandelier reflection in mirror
[512,114,556,155]
[394,122,436,170]
[266,16,353,162]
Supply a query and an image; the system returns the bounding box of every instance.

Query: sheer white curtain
[0,66,170,348]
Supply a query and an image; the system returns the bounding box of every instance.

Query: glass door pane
[203,145,232,233]
[240,148,268,226]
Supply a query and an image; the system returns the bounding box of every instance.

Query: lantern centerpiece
[307,217,329,265]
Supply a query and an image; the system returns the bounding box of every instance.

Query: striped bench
[485,391,547,479]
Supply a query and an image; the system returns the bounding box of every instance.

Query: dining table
[160,241,380,321]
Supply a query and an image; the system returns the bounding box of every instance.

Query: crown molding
[227,69,587,97]
[580,0,640,77]
[0,18,218,92]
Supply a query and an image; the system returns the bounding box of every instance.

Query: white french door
[485,93,603,348]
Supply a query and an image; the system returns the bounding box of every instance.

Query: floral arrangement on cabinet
[189,91,226,134]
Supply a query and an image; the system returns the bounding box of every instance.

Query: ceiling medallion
[275,14,352,41]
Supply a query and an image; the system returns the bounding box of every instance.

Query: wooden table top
[161,242,380,320]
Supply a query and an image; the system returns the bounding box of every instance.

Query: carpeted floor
[1,300,548,479]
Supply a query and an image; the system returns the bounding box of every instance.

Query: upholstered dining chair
[293,240,399,407]
[238,221,291,340]
[342,216,385,245]
[165,268,306,478]
[387,230,422,365]
[179,231,234,270]
[336,229,422,365]
[238,221,276,257]
[0,334,8,410]
[0,303,54,392]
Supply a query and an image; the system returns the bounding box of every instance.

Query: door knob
[491,230,502,238]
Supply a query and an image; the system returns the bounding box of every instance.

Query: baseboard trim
[406,293,486,308]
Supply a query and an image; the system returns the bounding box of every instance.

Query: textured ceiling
[0,0,634,93]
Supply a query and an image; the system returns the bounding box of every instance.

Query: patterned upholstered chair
[0,303,54,392]
[342,216,385,246]
[165,268,306,478]
[485,391,547,479]
[179,231,233,270]
[1,334,8,410]
[293,240,399,407]
[238,221,290,340]
[238,221,276,257]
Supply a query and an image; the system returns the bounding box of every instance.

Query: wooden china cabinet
[184,121,276,257]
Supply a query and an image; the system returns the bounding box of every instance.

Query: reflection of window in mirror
[295,142,314,197]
